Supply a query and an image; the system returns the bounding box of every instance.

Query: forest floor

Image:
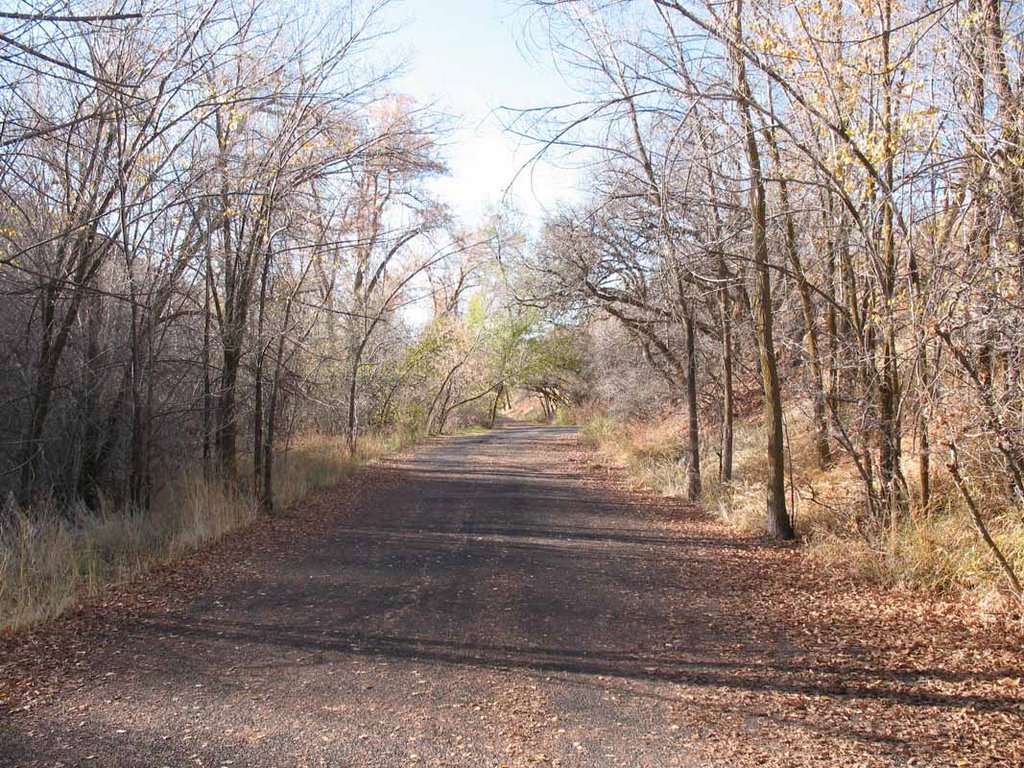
[1,423,1023,767]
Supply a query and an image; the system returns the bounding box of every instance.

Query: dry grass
[0,479,257,631]
[581,412,693,498]
[580,404,1024,602]
[0,427,422,632]
[272,433,359,510]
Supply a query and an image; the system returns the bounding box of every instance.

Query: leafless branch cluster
[523,0,1024,590]
[0,0,476,513]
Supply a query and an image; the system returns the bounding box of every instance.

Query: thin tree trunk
[216,336,241,479]
[684,311,702,500]
[489,383,503,427]
[763,97,831,467]
[202,261,213,471]
[947,443,1023,602]
[719,270,734,484]
[704,155,733,484]
[878,0,907,519]
[730,0,793,539]
[253,242,273,504]
[19,299,65,501]
[76,291,104,507]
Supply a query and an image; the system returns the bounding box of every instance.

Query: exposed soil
[1,423,1023,767]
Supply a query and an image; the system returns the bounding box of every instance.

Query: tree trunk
[18,297,63,502]
[489,383,503,427]
[76,291,105,507]
[253,242,273,505]
[763,99,831,467]
[216,336,242,479]
[878,0,907,518]
[706,156,733,484]
[719,280,734,484]
[684,311,702,500]
[202,263,213,471]
[346,355,359,453]
[730,0,793,539]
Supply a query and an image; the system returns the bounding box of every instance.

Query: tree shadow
[126,614,1024,716]
[4,423,1022,766]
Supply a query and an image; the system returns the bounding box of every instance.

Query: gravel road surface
[3,423,1023,767]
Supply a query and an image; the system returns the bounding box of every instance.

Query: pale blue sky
[381,0,582,227]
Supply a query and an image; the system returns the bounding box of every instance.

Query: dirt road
[2,424,1023,767]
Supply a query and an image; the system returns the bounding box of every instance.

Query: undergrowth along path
[1,423,1022,766]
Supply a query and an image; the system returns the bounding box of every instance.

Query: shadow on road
[113,423,1024,718]
[3,423,1022,767]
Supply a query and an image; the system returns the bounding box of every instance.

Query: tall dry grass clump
[579,405,1024,603]
[581,413,691,496]
[0,428,423,632]
[0,476,258,631]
